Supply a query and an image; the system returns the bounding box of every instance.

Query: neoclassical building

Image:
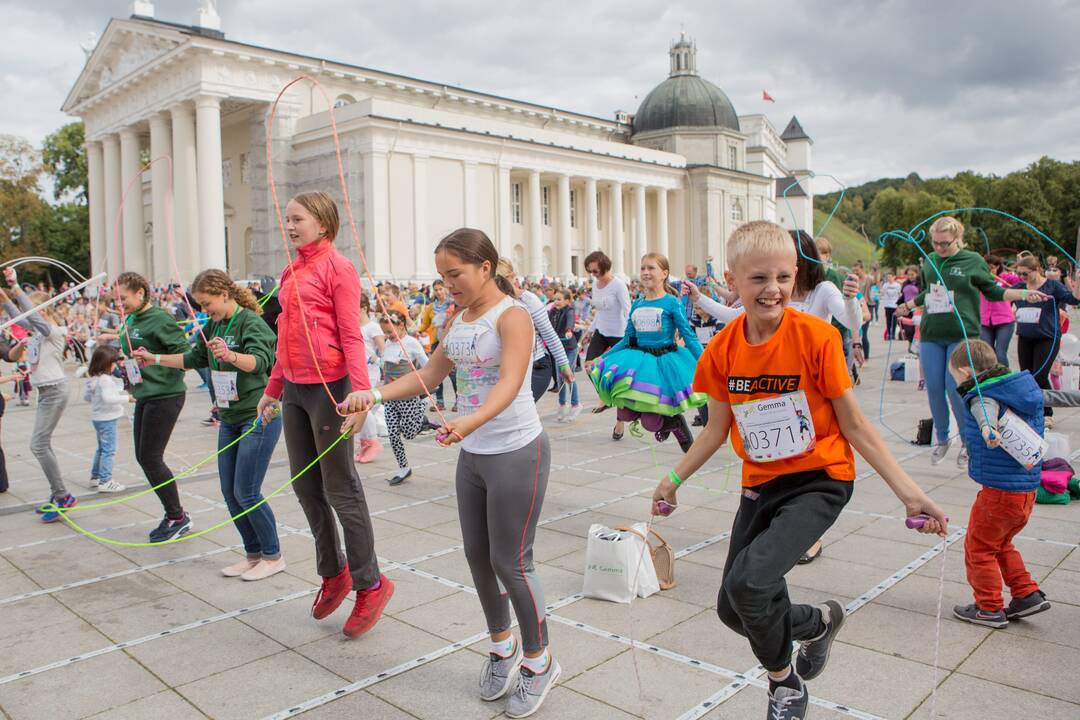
[65,2,814,283]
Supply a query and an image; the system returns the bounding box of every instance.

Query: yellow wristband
[371,388,383,405]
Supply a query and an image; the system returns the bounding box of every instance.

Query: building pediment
[63,18,186,112]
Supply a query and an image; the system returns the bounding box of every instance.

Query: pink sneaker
[355,439,383,464]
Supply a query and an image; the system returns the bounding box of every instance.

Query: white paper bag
[582,522,661,603]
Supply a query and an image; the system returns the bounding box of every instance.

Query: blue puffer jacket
[961,370,1044,492]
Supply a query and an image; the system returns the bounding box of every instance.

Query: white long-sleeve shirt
[586,277,631,338]
[692,281,861,332]
[84,375,129,421]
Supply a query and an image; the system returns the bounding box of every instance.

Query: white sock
[522,648,549,673]
[490,636,516,658]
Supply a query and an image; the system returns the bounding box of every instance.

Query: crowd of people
[2,198,1070,719]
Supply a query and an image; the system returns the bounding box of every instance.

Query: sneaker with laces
[1004,590,1050,620]
[956,446,969,468]
[479,643,523,701]
[388,467,412,486]
[952,602,1008,628]
[96,479,126,493]
[87,478,100,490]
[795,600,845,680]
[505,659,561,718]
[568,405,582,421]
[767,680,809,720]
[556,405,567,423]
[148,513,193,542]
[930,440,951,465]
[41,494,78,524]
[343,574,395,638]
[311,565,352,619]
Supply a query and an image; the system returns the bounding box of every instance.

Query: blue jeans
[91,418,118,482]
[218,416,283,558]
[559,378,580,406]
[919,340,965,445]
[979,323,1015,367]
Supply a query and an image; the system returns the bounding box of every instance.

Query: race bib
[123,358,143,385]
[732,391,816,462]
[632,307,664,333]
[211,370,239,408]
[1016,306,1041,324]
[997,410,1048,470]
[926,283,955,314]
[694,326,716,344]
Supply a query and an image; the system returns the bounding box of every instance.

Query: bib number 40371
[732,391,816,462]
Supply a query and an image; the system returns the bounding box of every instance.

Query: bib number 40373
[732,391,816,462]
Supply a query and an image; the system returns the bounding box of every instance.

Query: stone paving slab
[1,333,1079,719]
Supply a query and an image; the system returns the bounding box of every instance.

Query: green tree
[0,134,49,263]
[41,122,87,203]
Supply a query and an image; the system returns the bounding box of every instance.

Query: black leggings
[134,394,186,517]
[530,354,553,402]
[0,394,7,493]
[884,307,897,339]
[1017,335,1058,416]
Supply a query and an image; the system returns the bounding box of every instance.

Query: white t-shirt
[589,277,631,338]
[382,335,429,382]
[361,320,384,383]
[880,281,902,309]
[442,296,543,455]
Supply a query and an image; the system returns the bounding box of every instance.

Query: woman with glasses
[897,217,1046,466]
[581,251,631,440]
[1011,256,1080,428]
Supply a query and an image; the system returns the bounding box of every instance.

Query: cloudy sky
[4,0,1079,186]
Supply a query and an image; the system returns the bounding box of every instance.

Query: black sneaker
[149,513,193,543]
[691,415,705,427]
[1005,591,1050,620]
[952,603,1007,628]
[671,414,694,454]
[767,679,809,720]
[795,599,845,681]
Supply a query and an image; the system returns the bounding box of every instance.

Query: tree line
[815,157,1080,269]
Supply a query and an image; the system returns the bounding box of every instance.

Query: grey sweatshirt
[3,293,67,386]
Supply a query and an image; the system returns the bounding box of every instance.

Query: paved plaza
[1,341,1079,720]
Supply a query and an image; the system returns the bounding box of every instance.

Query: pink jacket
[980,272,1020,326]
[265,240,370,399]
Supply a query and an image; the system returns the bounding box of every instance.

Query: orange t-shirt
[694,307,855,488]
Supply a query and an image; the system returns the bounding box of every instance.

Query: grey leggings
[457,432,550,653]
[32,382,68,498]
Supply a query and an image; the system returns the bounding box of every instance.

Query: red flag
[762,90,775,103]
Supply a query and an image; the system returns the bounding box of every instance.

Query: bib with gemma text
[732,391,816,462]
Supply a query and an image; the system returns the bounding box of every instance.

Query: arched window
[731,198,744,223]
[333,94,356,109]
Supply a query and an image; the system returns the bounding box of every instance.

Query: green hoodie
[182,307,276,424]
[914,249,1005,343]
[122,305,190,400]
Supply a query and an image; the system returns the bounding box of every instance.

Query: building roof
[781,115,811,142]
[776,177,807,197]
[633,75,740,134]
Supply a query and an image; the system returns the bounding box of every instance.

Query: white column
[497,164,513,257]
[633,184,647,264]
[610,181,624,276]
[585,177,598,252]
[706,187,722,271]
[527,170,542,277]
[362,149,391,278]
[87,141,107,277]
[463,160,477,228]
[196,94,227,270]
[557,174,572,278]
[119,127,147,276]
[170,103,199,280]
[148,113,172,284]
[413,154,430,278]
[655,188,669,258]
[102,135,123,273]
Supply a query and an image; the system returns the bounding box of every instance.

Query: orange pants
[964,487,1040,611]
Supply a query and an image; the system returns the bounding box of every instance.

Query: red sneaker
[311,565,352,620]
[343,574,395,638]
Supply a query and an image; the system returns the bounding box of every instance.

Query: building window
[512,183,522,224]
[570,189,578,228]
[728,145,737,169]
[542,186,551,226]
[731,197,744,223]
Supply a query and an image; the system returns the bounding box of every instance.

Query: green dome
[633,74,740,134]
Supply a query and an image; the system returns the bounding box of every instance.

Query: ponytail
[229,283,263,315]
[191,269,263,315]
[494,274,515,297]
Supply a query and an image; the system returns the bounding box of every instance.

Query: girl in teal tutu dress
[589,253,707,452]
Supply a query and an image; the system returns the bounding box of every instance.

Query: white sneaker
[956,447,969,468]
[556,405,567,423]
[930,440,951,465]
[568,405,582,421]
[87,479,100,490]
[96,479,126,493]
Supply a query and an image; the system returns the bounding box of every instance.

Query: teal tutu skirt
[590,346,707,416]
